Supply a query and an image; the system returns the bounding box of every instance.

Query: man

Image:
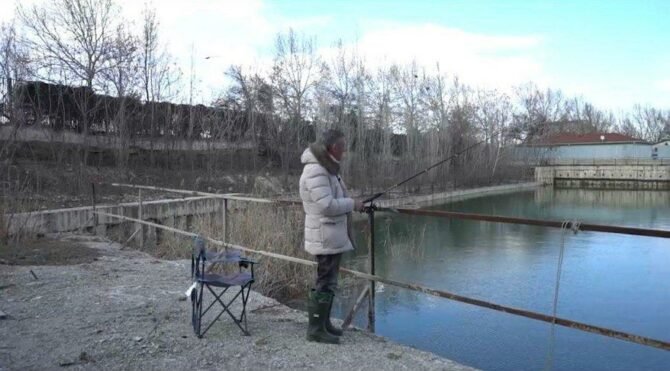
[299,129,363,344]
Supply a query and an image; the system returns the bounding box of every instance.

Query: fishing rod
[362,138,490,205]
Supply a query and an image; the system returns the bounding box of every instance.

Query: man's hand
[354,199,365,212]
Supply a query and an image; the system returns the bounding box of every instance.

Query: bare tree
[316,40,374,186]
[17,0,124,160]
[511,83,567,141]
[138,2,181,169]
[1,21,31,123]
[366,65,395,136]
[560,97,614,133]
[421,64,451,132]
[445,79,479,186]
[615,116,641,139]
[141,3,158,103]
[390,61,425,136]
[270,29,323,183]
[389,61,428,191]
[419,66,453,190]
[100,25,139,98]
[18,0,120,90]
[99,24,141,168]
[221,65,276,172]
[631,105,670,142]
[350,64,394,191]
[321,40,362,127]
[473,88,512,180]
[271,29,323,121]
[225,65,272,129]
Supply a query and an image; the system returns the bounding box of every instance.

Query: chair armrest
[238,258,258,270]
[240,257,258,265]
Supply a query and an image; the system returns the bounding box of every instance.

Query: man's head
[322,129,346,161]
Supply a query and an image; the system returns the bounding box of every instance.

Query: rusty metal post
[367,206,376,332]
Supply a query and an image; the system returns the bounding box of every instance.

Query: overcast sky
[2,0,668,111]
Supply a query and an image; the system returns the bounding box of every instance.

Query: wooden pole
[342,287,369,329]
[124,227,141,245]
[107,182,295,205]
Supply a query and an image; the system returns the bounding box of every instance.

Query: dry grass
[227,203,313,300]
[0,208,8,253]
[382,218,427,262]
[125,202,314,302]
[0,168,47,250]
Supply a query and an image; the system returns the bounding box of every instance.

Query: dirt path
[0,234,475,370]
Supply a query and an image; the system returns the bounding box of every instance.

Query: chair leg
[195,283,253,338]
[191,290,198,335]
[191,283,204,338]
[240,284,252,334]
[199,286,231,337]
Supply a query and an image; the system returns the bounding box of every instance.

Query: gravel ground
[0,234,476,370]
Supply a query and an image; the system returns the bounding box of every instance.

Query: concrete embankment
[0,234,476,370]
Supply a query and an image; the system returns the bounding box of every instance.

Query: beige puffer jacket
[299,145,355,256]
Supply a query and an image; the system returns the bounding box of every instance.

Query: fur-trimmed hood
[301,143,340,175]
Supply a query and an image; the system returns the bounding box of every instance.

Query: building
[652,138,670,160]
[513,132,661,164]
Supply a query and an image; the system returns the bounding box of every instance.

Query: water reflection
[339,188,670,371]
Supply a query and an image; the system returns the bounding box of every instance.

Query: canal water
[338,188,670,371]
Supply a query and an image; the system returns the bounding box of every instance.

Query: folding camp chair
[189,237,257,338]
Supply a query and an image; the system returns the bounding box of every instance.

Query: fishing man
[299,129,364,344]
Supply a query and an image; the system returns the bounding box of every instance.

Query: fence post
[91,182,97,232]
[367,207,376,332]
[222,198,229,245]
[138,189,143,249]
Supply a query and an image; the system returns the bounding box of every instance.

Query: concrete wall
[4,196,224,235]
[535,167,555,185]
[0,125,254,151]
[535,164,670,189]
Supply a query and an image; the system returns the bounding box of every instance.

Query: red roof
[532,132,646,145]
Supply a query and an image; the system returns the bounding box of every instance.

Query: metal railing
[96,183,670,352]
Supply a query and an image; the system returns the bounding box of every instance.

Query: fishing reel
[361,192,382,214]
[362,201,377,214]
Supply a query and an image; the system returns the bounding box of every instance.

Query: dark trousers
[315,253,342,293]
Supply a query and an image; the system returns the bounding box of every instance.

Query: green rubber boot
[324,292,343,336]
[306,290,339,344]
